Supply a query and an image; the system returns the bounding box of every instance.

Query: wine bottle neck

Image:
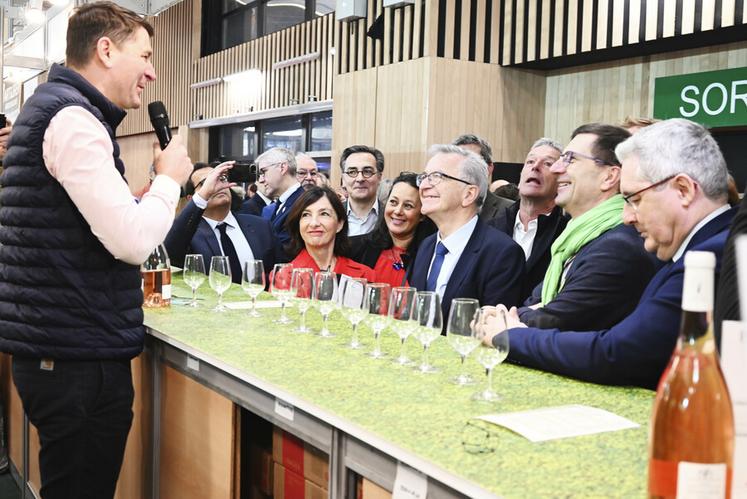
[678,310,711,343]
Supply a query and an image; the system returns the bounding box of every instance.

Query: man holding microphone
[0,2,192,497]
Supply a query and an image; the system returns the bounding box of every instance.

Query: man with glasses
[296,152,320,190]
[511,123,657,332]
[165,162,275,283]
[258,147,304,261]
[408,144,525,326]
[339,145,385,236]
[480,119,734,389]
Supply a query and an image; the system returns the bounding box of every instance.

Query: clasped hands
[475,305,527,347]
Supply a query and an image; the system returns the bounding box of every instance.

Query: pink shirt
[42,106,180,265]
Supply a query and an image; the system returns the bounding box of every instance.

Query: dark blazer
[268,186,305,263]
[489,202,569,299]
[504,208,735,389]
[479,191,514,221]
[519,224,660,331]
[349,218,437,271]
[714,191,747,346]
[238,195,267,217]
[164,200,275,282]
[408,218,525,328]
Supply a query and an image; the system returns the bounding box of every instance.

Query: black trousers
[12,357,134,499]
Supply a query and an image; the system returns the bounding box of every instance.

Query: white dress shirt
[347,200,379,236]
[427,215,479,299]
[672,204,730,262]
[513,216,539,260]
[43,106,180,265]
[192,193,256,269]
[276,182,301,218]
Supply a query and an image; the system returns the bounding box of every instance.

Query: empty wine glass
[339,277,368,349]
[364,283,391,359]
[389,287,417,365]
[412,291,443,373]
[270,263,294,324]
[471,306,510,402]
[183,254,206,307]
[313,271,338,337]
[209,256,232,312]
[446,298,481,385]
[242,259,266,317]
[291,268,314,333]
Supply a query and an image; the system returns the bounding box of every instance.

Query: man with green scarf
[514,123,659,331]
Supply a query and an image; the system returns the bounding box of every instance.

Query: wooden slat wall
[495,0,747,66]
[337,0,434,74]
[544,41,747,142]
[193,13,335,122]
[119,0,193,135]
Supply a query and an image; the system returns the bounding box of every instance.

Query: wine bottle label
[162,284,172,300]
[676,462,727,499]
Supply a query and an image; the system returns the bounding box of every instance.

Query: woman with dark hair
[350,172,436,288]
[285,186,376,280]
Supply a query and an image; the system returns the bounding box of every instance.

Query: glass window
[265,0,306,35]
[262,116,304,152]
[216,122,258,162]
[314,0,335,16]
[222,7,258,50]
[309,111,332,151]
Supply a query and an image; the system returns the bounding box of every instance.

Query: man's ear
[462,185,479,207]
[601,165,622,193]
[95,37,116,68]
[673,174,698,207]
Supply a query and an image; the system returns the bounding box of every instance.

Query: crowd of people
[0,2,745,497]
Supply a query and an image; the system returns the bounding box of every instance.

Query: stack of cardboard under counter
[272,427,329,498]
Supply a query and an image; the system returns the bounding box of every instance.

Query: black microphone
[148,101,172,150]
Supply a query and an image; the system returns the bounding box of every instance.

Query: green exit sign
[654,67,747,128]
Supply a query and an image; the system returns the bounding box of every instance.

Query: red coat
[291,249,377,282]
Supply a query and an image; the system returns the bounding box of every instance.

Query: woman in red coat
[284,186,376,281]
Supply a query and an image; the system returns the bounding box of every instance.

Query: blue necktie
[426,242,449,292]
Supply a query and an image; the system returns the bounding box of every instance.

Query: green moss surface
[146,278,654,498]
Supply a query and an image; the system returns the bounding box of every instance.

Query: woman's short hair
[285,186,351,258]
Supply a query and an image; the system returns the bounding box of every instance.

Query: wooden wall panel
[543,41,747,142]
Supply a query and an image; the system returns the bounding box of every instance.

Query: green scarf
[541,194,625,305]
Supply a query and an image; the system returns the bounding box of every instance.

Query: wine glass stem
[352,322,359,344]
[251,296,257,314]
[301,309,307,330]
[460,355,466,377]
[280,301,287,320]
[375,330,382,354]
[322,314,328,333]
[191,287,197,306]
[487,367,495,392]
[422,344,429,367]
[218,292,223,309]
[399,338,406,359]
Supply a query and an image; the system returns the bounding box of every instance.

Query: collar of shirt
[347,199,379,221]
[202,210,239,231]
[255,191,272,205]
[513,216,539,236]
[672,204,730,262]
[437,215,479,257]
[278,182,301,206]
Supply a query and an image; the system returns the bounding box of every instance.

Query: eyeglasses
[297,169,318,178]
[344,167,378,178]
[559,150,619,167]
[258,162,283,178]
[416,171,472,187]
[623,174,676,212]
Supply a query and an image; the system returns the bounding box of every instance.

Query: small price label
[274,398,294,421]
[186,356,200,371]
[393,462,427,499]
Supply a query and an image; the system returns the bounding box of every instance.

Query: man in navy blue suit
[258,147,304,262]
[479,119,735,389]
[408,144,525,327]
[165,162,275,283]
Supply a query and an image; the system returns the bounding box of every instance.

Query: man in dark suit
[409,144,525,326]
[490,138,568,299]
[452,134,513,221]
[257,147,304,262]
[479,119,734,389]
[238,180,271,216]
[165,162,275,283]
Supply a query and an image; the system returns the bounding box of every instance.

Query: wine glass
[270,263,294,324]
[471,306,510,402]
[209,256,232,312]
[339,277,368,349]
[291,268,315,333]
[242,259,266,317]
[412,291,443,373]
[183,254,206,307]
[313,271,338,337]
[446,298,481,385]
[389,287,417,365]
[364,283,391,359]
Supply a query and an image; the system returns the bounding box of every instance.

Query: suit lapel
[196,219,221,257]
[442,222,483,306]
[410,235,436,289]
[237,217,260,256]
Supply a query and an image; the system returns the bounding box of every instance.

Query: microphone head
[148,101,169,127]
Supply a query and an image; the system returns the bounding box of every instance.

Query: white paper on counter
[720,320,747,497]
[476,404,639,442]
[224,300,284,310]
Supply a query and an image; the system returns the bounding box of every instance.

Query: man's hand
[153,135,192,186]
[0,119,13,161]
[197,161,236,200]
[479,305,527,347]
